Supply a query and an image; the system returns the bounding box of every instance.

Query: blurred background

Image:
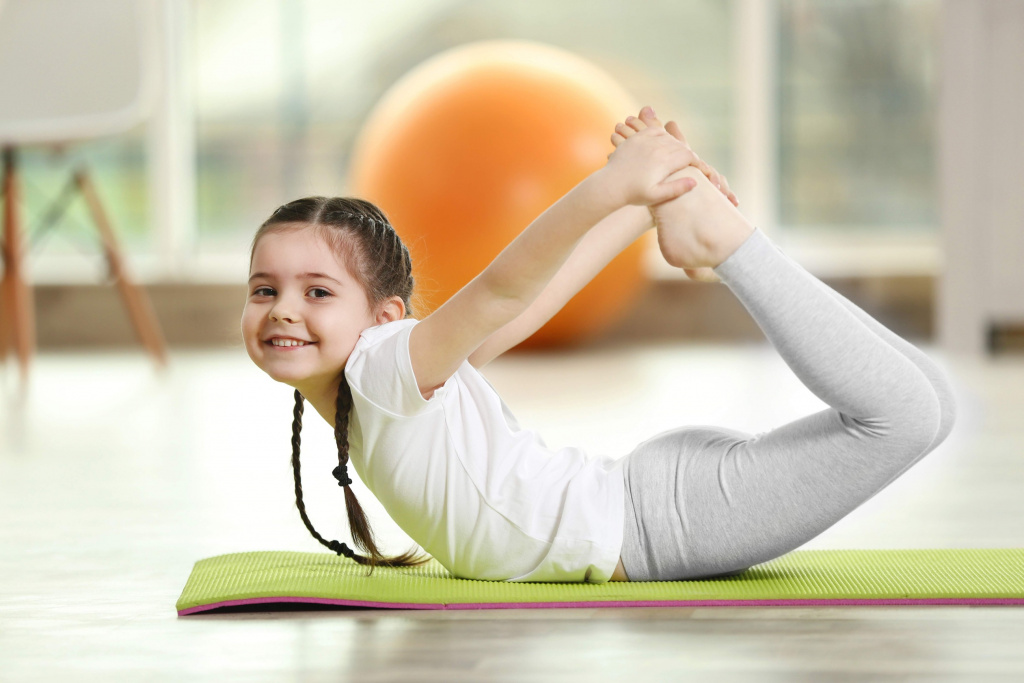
[2,1,1024,678]
[10,0,1006,354]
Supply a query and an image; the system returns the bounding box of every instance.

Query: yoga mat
[177,548,1024,615]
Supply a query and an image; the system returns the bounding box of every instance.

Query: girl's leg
[620,228,952,580]
[768,241,957,479]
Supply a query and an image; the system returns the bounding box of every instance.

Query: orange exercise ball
[349,40,647,349]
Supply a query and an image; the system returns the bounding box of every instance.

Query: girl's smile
[265,336,316,348]
[241,226,378,393]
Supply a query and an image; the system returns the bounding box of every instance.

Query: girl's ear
[376,296,406,324]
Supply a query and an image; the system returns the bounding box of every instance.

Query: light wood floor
[1,339,1022,681]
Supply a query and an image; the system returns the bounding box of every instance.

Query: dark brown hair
[251,196,429,572]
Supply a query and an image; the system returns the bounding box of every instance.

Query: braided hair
[253,197,429,572]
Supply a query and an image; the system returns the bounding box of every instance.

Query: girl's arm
[407,126,696,400]
[466,204,653,369]
[408,173,624,399]
[465,131,738,368]
[465,110,740,368]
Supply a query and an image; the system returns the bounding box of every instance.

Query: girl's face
[242,226,379,390]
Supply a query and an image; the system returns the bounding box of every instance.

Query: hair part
[258,196,428,571]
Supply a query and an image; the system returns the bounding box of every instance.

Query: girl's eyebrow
[248,271,343,285]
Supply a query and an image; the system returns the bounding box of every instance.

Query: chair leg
[1,147,36,384]
[0,155,9,363]
[74,168,168,368]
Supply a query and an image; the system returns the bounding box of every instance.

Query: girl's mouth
[266,339,317,349]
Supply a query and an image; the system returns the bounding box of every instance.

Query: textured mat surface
[177,549,1024,614]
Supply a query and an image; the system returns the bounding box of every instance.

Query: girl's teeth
[273,339,307,347]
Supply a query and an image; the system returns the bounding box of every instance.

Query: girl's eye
[252,286,274,297]
[308,288,331,299]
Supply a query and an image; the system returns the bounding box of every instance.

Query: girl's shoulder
[349,318,419,376]
[347,317,439,418]
[356,318,419,347]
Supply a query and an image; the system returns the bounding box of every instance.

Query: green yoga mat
[177,548,1024,615]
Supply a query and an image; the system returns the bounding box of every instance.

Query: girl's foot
[614,109,738,207]
[613,108,754,279]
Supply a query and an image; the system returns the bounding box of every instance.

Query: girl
[241,107,955,583]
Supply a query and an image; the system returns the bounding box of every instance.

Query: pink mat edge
[177,595,1024,616]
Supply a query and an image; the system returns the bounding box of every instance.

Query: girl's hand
[664,120,738,207]
[600,126,699,208]
[611,108,739,208]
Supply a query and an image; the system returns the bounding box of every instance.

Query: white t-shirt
[343,318,625,583]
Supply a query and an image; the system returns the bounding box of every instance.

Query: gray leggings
[619,228,956,581]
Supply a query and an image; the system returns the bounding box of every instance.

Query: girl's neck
[296,377,340,429]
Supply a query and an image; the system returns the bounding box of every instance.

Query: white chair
[0,0,167,384]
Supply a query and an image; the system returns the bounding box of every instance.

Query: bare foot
[652,166,754,271]
[612,108,753,278]
[615,109,738,207]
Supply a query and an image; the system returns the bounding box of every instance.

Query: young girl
[241,107,955,583]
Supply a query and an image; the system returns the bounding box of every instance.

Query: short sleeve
[344,319,445,417]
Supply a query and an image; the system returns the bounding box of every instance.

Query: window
[780,0,939,235]
[774,0,940,276]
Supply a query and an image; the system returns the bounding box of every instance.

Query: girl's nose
[269,298,300,323]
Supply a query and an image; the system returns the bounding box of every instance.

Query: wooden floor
[1,339,1022,681]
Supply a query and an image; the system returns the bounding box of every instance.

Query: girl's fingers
[721,179,739,206]
[694,154,741,207]
[664,122,724,194]
[665,120,688,146]
[694,157,713,179]
[667,119,735,203]
[691,157,720,190]
[652,176,697,204]
[711,170,738,206]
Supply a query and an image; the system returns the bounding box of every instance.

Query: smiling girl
[240,108,954,583]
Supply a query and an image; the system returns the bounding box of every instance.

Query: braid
[289,389,355,558]
[388,225,402,270]
[332,373,373,566]
[335,211,383,232]
[288,385,428,574]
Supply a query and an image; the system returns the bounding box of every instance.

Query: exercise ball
[349,40,647,349]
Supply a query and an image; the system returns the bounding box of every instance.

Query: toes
[683,267,722,283]
[638,106,663,130]
[614,122,635,140]
[610,131,627,148]
[624,115,645,133]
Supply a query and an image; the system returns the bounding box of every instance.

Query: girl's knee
[929,368,958,447]
[906,366,956,454]
[847,384,942,455]
[909,351,958,447]
[890,385,945,456]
